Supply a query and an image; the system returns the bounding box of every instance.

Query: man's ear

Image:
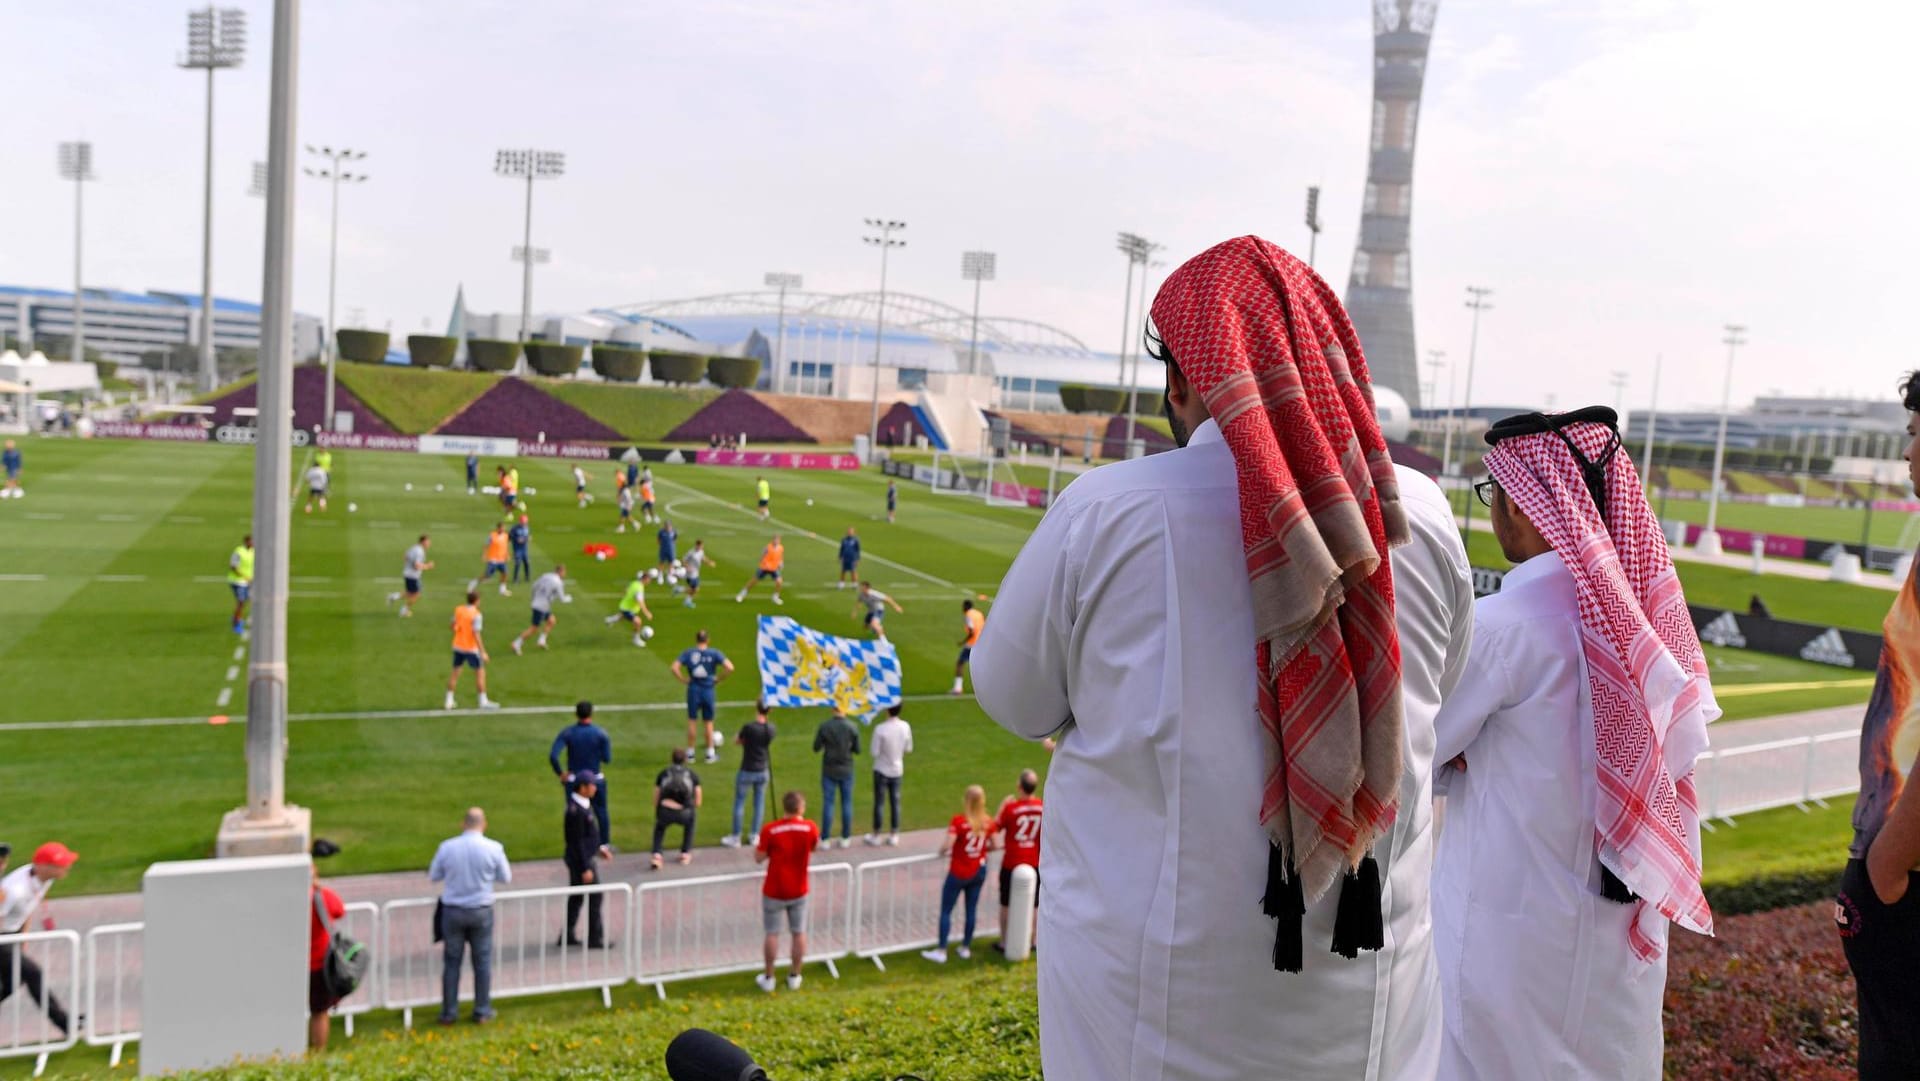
[1165,362,1190,407]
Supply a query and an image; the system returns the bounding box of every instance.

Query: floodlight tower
[180,6,247,392]
[57,143,96,364]
[1344,0,1438,408]
[765,272,803,394]
[303,146,367,431]
[961,251,997,376]
[863,219,906,450]
[495,149,565,344]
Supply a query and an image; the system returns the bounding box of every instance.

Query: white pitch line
[234,645,245,661]
[194,575,229,584]
[96,574,147,583]
[97,513,136,522]
[224,666,239,682]
[2,692,977,733]
[168,515,205,524]
[215,687,232,708]
[0,573,47,581]
[25,512,64,520]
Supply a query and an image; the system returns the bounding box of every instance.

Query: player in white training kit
[512,565,574,654]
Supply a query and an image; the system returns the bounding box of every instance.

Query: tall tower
[1345,0,1437,408]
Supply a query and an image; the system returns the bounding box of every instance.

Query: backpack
[660,764,695,805]
[313,889,370,1000]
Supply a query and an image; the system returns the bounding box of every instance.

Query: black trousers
[872,771,902,832]
[651,805,696,855]
[0,942,69,1033]
[1839,859,1920,1080]
[564,864,605,946]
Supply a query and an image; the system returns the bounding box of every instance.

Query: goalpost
[929,422,1030,508]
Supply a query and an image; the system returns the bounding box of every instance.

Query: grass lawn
[1649,494,1919,550]
[542,382,721,441]
[884,448,1070,491]
[1700,799,1854,889]
[330,365,502,434]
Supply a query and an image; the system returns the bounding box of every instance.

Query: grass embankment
[331,365,502,434]
[543,382,721,442]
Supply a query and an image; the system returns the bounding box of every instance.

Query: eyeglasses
[1473,479,1499,507]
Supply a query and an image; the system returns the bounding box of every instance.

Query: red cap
[33,843,78,868]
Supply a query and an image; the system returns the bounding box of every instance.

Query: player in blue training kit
[838,527,862,590]
[670,629,735,763]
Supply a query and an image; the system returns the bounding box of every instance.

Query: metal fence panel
[1699,731,1862,821]
[853,853,1000,961]
[82,923,142,1062]
[0,929,82,1068]
[633,863,854,989]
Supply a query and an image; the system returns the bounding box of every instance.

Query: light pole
[248,160,268,198]
[1423,348,1446,460]
[961,251,996,377]
[179,6,246,393]
[1458,286,1493,538]
[1642,355,1662,494]
[1115,232,1157,451]
[863,219,906,451]
[1126,249,1165,447]
[1610,370,1629,437]
[495,149,565,346]
[303,146,366,433]
[1304,186,1323,268]
[1698,324,1746,555]
[57,142,96,365]
[764,272,802,395]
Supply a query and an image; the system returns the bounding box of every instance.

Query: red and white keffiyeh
[1150,236,1410,909]
[1484,416,1720,961]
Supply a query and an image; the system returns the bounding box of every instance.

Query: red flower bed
[1663,901,1856,1079]
[436,378,622,442]
[179,365,394,433]
[665,389,815,445]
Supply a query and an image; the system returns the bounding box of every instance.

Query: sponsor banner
[317,432,420,452]
[1763,493,1807,509]
[1874,499,1920,513]
[417,434,516,458]
[988,479,1050,508]
[695,449,860,471]
[1688,604,1883,670]
[513,440,611,460]
[215,423,310,447]
[91,421,210,442]
[1678,524,1808,560]
[1471,566,1507,598]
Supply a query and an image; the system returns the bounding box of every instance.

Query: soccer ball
[435,483,444,492]
[594,551,607,562]
[404,483,413,491]
[672,560,685,571]
[640,625,655,640]
[806,499,814,506]
[347,503,357,513]
[710,729,724,749]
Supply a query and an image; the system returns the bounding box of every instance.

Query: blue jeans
[732,770,769,837]
[872,771,901,833]
[440,904,494,1021]
[511,548,531,582]
[821,774,854,840]
[938,868,986,949]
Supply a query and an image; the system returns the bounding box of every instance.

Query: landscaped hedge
[405,334,458,368]
[707,355,763,390]
[467,339,522,373]
[1704,866,1844,917]
[1058,384,1128,415]
[335,328,390,364]
[591,345,646,383]
[524,341,584,378]
[1058,385,1087,414]
[649,350,709,385]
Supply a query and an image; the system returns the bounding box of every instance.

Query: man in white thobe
[1432,407,1716,1080]
[975,236,1474,1081]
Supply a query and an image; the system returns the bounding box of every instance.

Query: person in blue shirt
[838,527,862,590]
[656,520,679,580]
[465,453,480,496]
[671,629,736,764]
[626,460,640,490]
[886,480,897,524]
[2,440,22,499]
[508,514,533,583]
[550,700,613,845]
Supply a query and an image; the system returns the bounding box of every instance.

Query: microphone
[665,1028,770,1081]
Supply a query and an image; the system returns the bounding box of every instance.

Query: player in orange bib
[477,524,513,597]
[446,590,499,710]
[639,479,659,525]
[734,535,785,607]
[954,598,987,695]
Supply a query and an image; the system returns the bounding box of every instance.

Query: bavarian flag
[757,615,904,720]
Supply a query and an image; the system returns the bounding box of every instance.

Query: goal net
[928,449,1028,508]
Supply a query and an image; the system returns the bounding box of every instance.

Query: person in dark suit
[561,770,611,948]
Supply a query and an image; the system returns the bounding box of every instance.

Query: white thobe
[974,418,1473,1081]
[1431,551,1670,1081]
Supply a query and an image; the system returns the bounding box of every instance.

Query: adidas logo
[1700,611,1746,649]
[1471,568,1506,597]
[1800,628,1857,668]
[1819,544,1847,565]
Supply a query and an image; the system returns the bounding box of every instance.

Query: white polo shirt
[0,865,55,934]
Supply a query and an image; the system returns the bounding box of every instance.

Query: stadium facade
[0,285,324,365]
[1344,0,1438,409]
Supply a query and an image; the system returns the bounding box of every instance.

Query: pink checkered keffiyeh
[1150,236,1410,903]
[1484,419,1720,961]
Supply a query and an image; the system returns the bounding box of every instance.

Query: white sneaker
[445,694,457,710]
[633,636,646,648]
[720,835,740,848]
[511,639,523,655]
[705,749,719,763]
[956,945,971,960]
[754,973,777,993]
[604,614,619,625]
[772,596,784,606]
[479,698,500,710]
[863,833,880,846]
[499,585,511,596]
[734,593,746,603]
[887,834,900,846]
[399,607,413,618]
[920,948,948,964]
[386,593,398,605]
[786,972,803,991]
[536,637,548,650]
[747,833,759,848]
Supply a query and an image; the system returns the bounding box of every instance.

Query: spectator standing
[550,701,612,845]
[922,786,998,964]
[864,705,912,846]
[812,711,861,848]
[0,843,77,1036]
[837,528,861,589]
[754,791,819,992]
[428,808,512,1025]
[307,840,345,1050]
[885,479,896,524]
[508,514,532,584]
[2,439,23,499]
[723,703,777,847]
[651,748,703,869]
[560,771,611,949]
[995,770,1045,952]
[465,452,479,495]
[671,629,735,762]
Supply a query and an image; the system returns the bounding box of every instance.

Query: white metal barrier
[0,929,82,1078]
[334,902,381,1034]
[1696,730,1861,824]
[633,863,854,996]
[82,923,141,1068]
[852,853,1000,969]
[381,883,633,1028]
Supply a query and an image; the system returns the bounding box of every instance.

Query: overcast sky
[3,1,1912,414]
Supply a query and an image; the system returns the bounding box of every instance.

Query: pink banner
[989,479,1050,508]
[1681,524,1809,559]
[695,450,861,471]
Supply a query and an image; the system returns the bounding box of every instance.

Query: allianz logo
[1799,629,1857,668]
[1700,612,1746,649]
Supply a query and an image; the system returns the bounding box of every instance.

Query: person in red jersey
[922,785,999,964]
[994,769,1044,952]
[754,790,819,992]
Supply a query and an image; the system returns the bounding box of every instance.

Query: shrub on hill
[335,329,390,364]
[467,339,521,373]
[1058,384,1087,413]
[1059,384,1128,414]
[706,355,763,389]
[649,350,709,385]
[590,345,645,383]
[406,335,458,368]
[524,341,584,378]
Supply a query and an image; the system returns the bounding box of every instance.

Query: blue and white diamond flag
[757,615,904,721]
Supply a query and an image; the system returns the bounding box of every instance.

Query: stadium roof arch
[605,290,1099,358]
